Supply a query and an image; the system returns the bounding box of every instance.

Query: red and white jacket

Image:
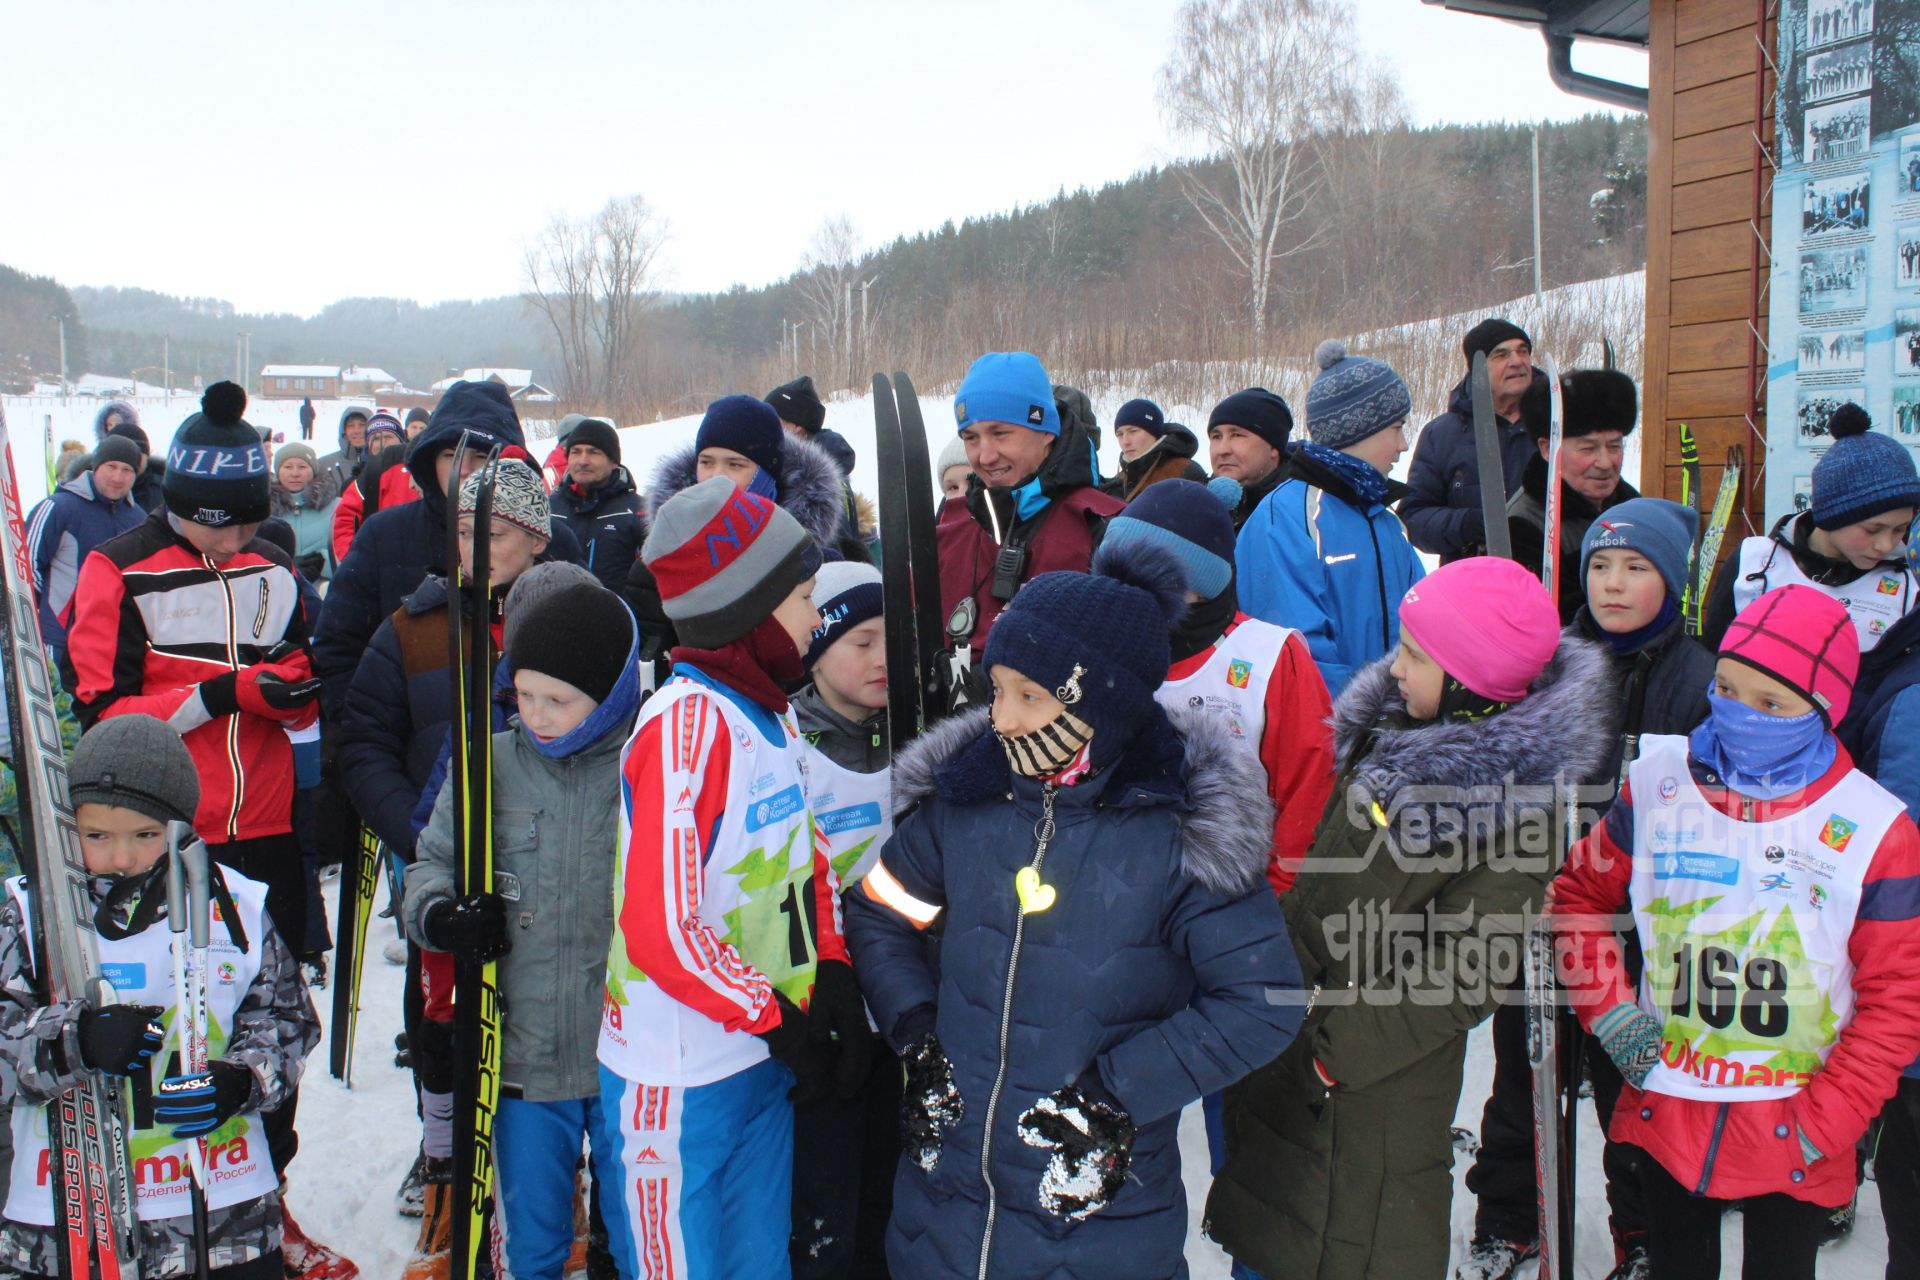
[1160,616,1335,895]
[330,461,421,563]
[63,512,315,843]
[1552,743,1920,1207]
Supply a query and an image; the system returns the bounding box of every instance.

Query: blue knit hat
[1581,497,1699,603]
[954,352,1059,436]
[1098,477,1238,601]
[804,560,884,670]
[696,395,785,478]
[1812,404,1920,531]
[983,540,1189,762]
[1305,340,1412,450]
[1114,397,1167,439]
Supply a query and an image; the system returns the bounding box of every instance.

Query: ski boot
[1453,1237,1539,1280]
[1603,1246,1650,1280]
[395,1030,412,1070]
[1819,1190,1857,1245]
[281,1196,360,1280]
[397,1147,428,1217]
[301,956,328,990]
[400,1157,454,1280]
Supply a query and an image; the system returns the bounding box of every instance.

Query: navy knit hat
[696,395,785,478]
[1581,497,1699,603]
[1207,387,1293,451]
[1305,341,1412,449]
[804,560,884,670]
[766,376,827,435]
[1114,398,1167,439]
[954,352,1060,436]
[1099,477,1237,600]
[164,382,271,527]
[1812,404,1920,531]
[983,540,1189,759]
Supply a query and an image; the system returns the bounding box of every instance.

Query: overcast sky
[1,0,1646,316]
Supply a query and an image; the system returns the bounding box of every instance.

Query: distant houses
[429,368,557,404]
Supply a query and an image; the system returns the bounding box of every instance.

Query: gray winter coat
[792,684,888,774]
[404,714,629,1102]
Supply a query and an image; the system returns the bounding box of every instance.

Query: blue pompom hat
[1812,403,1920,531]
[954,352,1060,436]
[1304,340,1413,450]
[1098,477,1238,600]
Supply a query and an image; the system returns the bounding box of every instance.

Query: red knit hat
[1719,584,1859,725]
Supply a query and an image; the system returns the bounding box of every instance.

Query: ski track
[305,877,1891,1280]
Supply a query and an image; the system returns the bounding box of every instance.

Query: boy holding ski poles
[0,714,319,1280]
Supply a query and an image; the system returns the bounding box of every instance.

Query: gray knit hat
[461,458,551,541]
[69,716,200,828]
[503,561,605,654]
[273,442,319,475]
[93,435,145,473]
[643,476,820,648]
[936,435,970,479]
[1305,340,1412,449]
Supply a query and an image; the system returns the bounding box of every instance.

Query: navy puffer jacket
[845,704,1301,1279]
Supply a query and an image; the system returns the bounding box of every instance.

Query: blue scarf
[1602,598,1680,656]
[1688,691,1836,800]
[1298,441,1391,508]
[745,465,780,502]
[523,618,643,760]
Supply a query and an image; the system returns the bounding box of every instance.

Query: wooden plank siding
[1644,0,1771,562]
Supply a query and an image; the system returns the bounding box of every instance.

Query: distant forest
[3,113,1645,416]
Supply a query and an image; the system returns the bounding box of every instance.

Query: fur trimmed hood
[1330,632,1617,835]
[645,431,844,550]
[890,703,1276,897]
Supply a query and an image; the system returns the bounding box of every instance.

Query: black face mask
[1170,586,1238,664]
[1436,675,1512,724]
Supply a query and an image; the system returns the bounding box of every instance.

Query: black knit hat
[1207,387,1293,452]
[108,422,151,457]
[93,435,145,472]
[508,583,633,704]
[766,375,826,435]
[405,406,431,427]
[163,382,271,526]
[564,417,621,465]
[1463,318,1532,365]
[70,715,200,828]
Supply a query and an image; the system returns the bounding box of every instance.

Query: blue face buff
[745,465,780,501]
[1687,690,1836,800]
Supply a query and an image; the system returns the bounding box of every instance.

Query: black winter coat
[1400,370,1539,562]
[550,467,647,593]
[1571,606,1714,796]
[1507,453,1640,624]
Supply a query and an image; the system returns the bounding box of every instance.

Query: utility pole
[234,333,244,387]
[859,276,879,374]
[1530,126,1545,310]
[57,318,68,398]
[844,282,854,389]
[163,335,171,395]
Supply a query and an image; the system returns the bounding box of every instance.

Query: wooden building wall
[1643,0,1774,554]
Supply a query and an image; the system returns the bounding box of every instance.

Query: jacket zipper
[1694,1102,1731,1194]
[976,782,1057,1280]
[1365,515,1389,654]
[211,556,243,840]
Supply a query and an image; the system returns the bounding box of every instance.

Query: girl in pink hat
[1553,583,1920,1279]
[1209,555,1615,1279]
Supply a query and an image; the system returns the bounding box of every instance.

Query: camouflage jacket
[0,875,320,1277]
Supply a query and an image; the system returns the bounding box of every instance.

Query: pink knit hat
[1719,584,1859,725]
[1399,557,1561,701]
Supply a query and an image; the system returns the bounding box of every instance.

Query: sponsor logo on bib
[1820,815,1858,852]
[1810,884,1829,910]
[1880,576,1901,595]
[1227,660,1252,689]
[1765,845,1786,863]
[747,784,805,833]
[1658,777,1680,804]
[1655,852,1741,886]
[1759,872,1793,893]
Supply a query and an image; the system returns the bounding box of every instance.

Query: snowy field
[302,875,1894,1280]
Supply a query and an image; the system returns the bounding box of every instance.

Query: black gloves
[900,1033,964,1174]
[76,1004,166,1076]
[423,894,512,962]
[1017,1079,1136,1222]
[753,991,836,1106]
[809,959,873,1102]
[155,1060,254,1138]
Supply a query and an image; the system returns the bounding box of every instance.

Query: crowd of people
[2,313,1919,1280]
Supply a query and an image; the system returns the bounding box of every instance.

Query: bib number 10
[1669,943,1789,1038]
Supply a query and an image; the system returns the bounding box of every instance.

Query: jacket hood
[405,381,526,497]
[1124,424,1200,475]
[57,471,129,508]
[890,703,1276,897]
[92,401,139,442]
[1330,632,1616,836]
[646,431,845,548]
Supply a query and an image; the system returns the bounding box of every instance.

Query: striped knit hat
[1720,584,1859,725]
[460,458,551,542]
[643,476,821,648]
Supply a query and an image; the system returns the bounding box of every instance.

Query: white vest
[1626,736,1900,1101]
[803,752,892,888]
[5,873,277,1225]
[599,677,820,1087]
[1732,535,1918,653]
[1156,617,1294,782]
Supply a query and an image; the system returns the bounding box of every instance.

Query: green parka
[1205,635,1615,1280]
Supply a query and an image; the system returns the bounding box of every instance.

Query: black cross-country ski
[1538,353,1567,598]
[1469,350,1512,560]
[449,445,505,1280]
[890,372,946,717]
[0,402,142,1280]
[1525,918,1564,1280]
[328,822,383,1085]
[872,375,922,747]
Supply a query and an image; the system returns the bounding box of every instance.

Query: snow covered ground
[300,875,1894,1280]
